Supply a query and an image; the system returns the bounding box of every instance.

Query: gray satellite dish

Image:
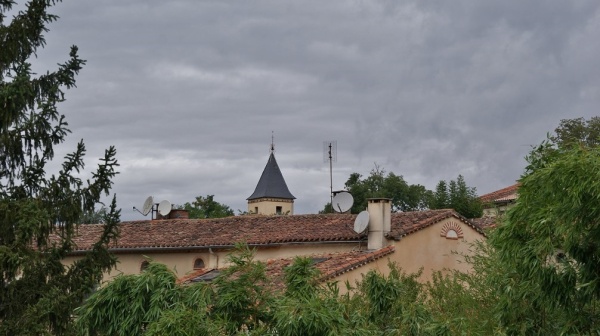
[332,191,353,213]
[354,210,369,233]
[142,196,154,216]
[158,200,172,216]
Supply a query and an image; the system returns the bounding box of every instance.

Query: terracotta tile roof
[68,214,362,252]
[479,183,520,203]
[66,210,484,253]
[179,246,396,290]
[387,209,484,240]
[469,217,498,229]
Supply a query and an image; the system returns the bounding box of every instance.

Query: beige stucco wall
[247,198,294,215]
[328,218,484,289]
[483,203,514,217]
[64,242,364,282]
[387,218,482,281]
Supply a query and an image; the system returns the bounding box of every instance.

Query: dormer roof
[247,152,295,200]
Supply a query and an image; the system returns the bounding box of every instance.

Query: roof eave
[67,239,366,256]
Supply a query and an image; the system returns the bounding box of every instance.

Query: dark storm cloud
[23,0,600,219]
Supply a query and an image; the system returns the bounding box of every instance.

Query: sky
[14,0,600,220]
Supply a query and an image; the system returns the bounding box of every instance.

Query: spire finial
[270,131,275,153]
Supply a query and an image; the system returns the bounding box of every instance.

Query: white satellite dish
[142,196,154,216]
[332,191,353,213]
[158,200,172,216]
[354,210,369,233]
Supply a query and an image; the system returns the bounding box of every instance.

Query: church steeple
[247,137,295,215]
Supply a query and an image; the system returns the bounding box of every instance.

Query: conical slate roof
[247,152,295,200]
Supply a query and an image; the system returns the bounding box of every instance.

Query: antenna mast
[323,141,337,212]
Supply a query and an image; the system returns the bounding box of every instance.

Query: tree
[469,117,600,333]
[430,180,448,209]
[526,116,600,174]
[79,206,108,224]
[76,244,271,335]
[181,194,234,218]
[550,116,600,148]
[429,175,483,218]
[490,145,600,333]
[327,165,432,213]
[0,1,120,334]
[75,262,221,336]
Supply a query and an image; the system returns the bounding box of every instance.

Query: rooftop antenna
[323,140,337,212]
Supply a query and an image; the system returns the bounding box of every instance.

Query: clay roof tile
[64,209,484,253]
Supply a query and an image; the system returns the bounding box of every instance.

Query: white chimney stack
[367,198,391,250]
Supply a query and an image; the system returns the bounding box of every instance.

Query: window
[276,206,282,215]
[445,230,458,239]
[440,221,463,240]
[254,207,258,214]
[193,258,205,269]
[140,260,150,272]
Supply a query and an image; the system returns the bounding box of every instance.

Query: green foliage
[181,194,234,218]
[0,1,120,334]
[430,175,483,218]
[274,257,352,336]
[334,165,432,214]
[426,241,508,335]
[212,243,274,333]
[319,202,333,214]
[145,307,222,336]
[76,262,217,336]
[550,116,600,148]
[275,284,349,335]
[79,206,108,224]
[526,116,600,174]
[350,265,440,335]
[492,145,600,333]
[283,256,321,300]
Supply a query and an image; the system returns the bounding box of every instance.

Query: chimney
[156,209,189,220]
[367,198,391,250]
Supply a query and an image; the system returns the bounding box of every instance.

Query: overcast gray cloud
[21,0,600,220]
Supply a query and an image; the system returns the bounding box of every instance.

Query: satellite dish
[354,210,369,233]
[142,196,154,216]
[158,200,172,216]
[332,191,353,213]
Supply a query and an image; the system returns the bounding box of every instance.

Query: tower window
[254,207,258,214]
[276,206,282,215]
